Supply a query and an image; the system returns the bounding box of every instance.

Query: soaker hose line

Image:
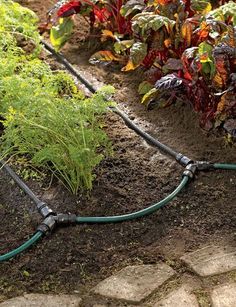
[0,231,43,262]
[0,160,54,218]
[0,175,189,262]
[0,42,235,262]
[42,40,191,166]
[1,162,236,262]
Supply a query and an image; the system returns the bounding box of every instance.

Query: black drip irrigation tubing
[0,41,236,262]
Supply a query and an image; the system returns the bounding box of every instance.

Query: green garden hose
[76,176,189,223]
[213,163,236,171]
[0,41,235,263]
[0,231,43,262]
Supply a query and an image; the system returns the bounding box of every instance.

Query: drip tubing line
[0,160,54,217]
[42,40,191,166]
[0,160,42,206]
[1,42,235,263]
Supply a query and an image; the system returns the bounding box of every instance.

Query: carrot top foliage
[46,0,236,135]
[0,0,113,194]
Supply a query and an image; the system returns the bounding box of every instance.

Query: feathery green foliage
[0,1,114,194]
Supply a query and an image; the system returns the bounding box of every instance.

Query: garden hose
[1,42,236,263]
[0,176,189,262]
[213,163,236,171]
[75,176,189,223]
[0,231,43,262]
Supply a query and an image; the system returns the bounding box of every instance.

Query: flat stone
[0,294,81,307]
[93,264,175,303]
[154,285,199,307]
[211,283,236,307]
[181,246,236,277]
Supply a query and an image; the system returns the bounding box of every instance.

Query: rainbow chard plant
[139,1,236,132]
[46,0,236,135]
[46,0,133,51]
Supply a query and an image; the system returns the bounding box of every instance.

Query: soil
[0,1,236,305]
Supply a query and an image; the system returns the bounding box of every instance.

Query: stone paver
[0,294,81,307]
[93,264,175,303]
[153,285,199,307]
[181,245,236,277]
[211,283,236,307]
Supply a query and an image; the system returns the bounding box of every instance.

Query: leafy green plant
[0,0,41,54]
[46,0,236,135]
[0,1,114,194]
[1,87,113,194]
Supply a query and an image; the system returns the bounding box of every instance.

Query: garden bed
[0,0,236,304]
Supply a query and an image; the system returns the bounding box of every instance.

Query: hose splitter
[0,42,235,262]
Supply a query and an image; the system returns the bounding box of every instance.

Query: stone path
[1,245,236,307]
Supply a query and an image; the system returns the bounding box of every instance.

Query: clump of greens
[46,0,236,134]
[0,0,114,194]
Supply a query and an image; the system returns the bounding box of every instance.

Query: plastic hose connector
[183,164,197,179]
[37,201,54,218]
[195,161,214,171]
[54,213,77,225]
[37,215,56,235]
[176,153,193,166]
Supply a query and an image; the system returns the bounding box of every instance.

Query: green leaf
[207,2,236,25]
[141,88,159,104]
[50,17,74,51]
[138,81,154,95]
[120,0,145,18]
[132,13,175,39]
[114,40,134,54]
[23,270,30,277]
[130,42,148,66]
[122,42,147,71]
[198,42,215,78]
[191,0,212,14]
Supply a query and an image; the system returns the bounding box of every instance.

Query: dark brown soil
[0,1,236,305]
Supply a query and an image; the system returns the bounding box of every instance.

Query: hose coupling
[37,215,56,235]
[176,153,193,166]
[54,213,77,225]
[37,201,54,218]
[195,161,214,171]
[183,163,197,179]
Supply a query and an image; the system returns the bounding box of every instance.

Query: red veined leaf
[184,71,193,80]
[93,7,111,23]
[57,1,82,18]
